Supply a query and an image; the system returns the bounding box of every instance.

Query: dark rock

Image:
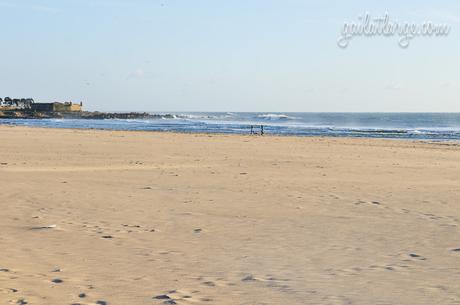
[242,274,256,282]
[52,278,63,283]
[153,295,171,300]
[409,253,426,260]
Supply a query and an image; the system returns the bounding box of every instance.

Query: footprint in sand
[16,299,28,305]
[197,276,235,287]
[153,294,177,305]
[368,264,409,272]
[408,253,427,261]
[322,295,354,305]
[154,289,213,304]
[241,274,256,282]
[78,221,156,239]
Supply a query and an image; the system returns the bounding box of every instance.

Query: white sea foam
[256,114,295,120]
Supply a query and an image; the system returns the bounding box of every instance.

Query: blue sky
[0,0,458,112]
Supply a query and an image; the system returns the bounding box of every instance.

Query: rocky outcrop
[0,110,176,120]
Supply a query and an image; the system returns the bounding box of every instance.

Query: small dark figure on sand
[260,125,264,135]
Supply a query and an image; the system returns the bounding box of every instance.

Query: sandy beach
[1,125,460,305]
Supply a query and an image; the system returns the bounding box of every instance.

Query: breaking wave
[256,114,296,120]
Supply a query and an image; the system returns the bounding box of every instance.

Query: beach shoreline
[2,112,460,140]
[1,123,460,145]
[1,125,460,305]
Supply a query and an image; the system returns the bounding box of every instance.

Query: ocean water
[2,112,460,141]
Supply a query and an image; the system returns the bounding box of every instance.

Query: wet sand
[1,125,460,305]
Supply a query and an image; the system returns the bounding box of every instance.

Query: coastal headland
[0,109,174,120]
[0,97,171,119]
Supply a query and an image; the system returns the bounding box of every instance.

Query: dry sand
[1,125,460,305]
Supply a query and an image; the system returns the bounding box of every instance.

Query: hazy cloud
[439,81,456,89]
[127,68,145,80]
[384,83,403,91]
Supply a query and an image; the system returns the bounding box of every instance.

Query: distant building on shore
[31,102,83,112]
[0,97,34,109]
[0,97,83,112]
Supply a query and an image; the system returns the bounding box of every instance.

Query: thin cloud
[127,68,145,80]
[439,81,456,89]
[384,83,403,91]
